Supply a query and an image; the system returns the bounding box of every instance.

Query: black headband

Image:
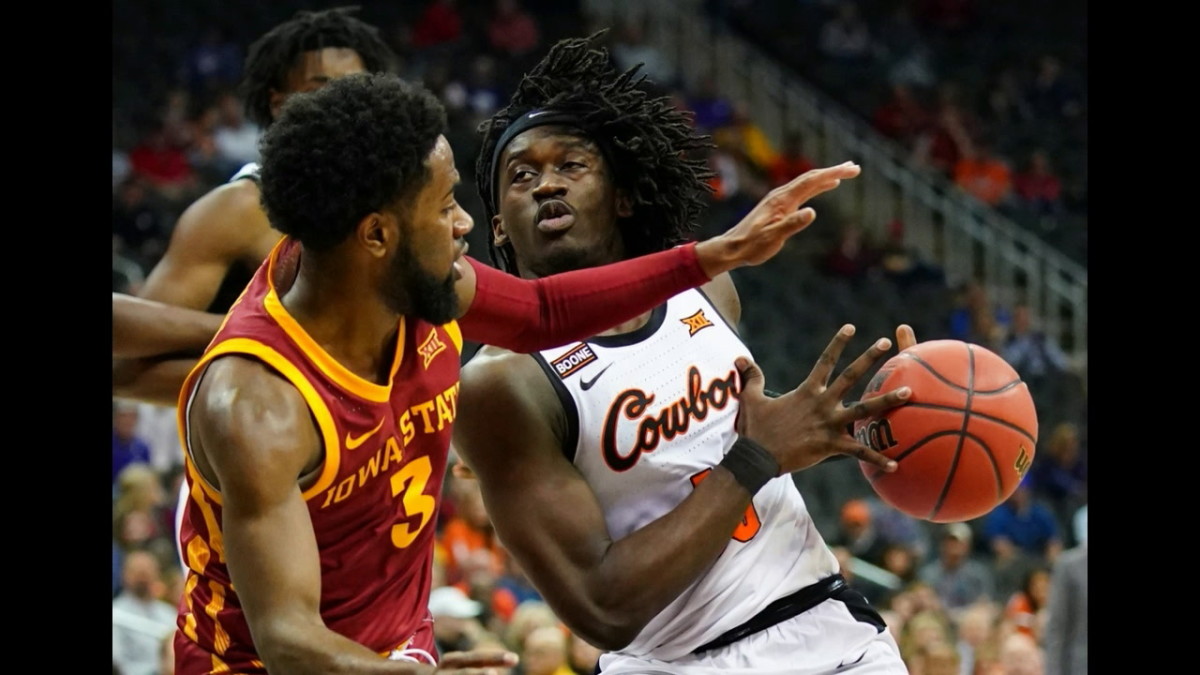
[487,108,588,214]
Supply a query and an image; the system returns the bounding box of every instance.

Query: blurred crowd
[709,0,1087,265]
[112,2,1086,674]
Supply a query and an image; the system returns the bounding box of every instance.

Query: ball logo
[856,419,898,452]
[1014,445,1031,478]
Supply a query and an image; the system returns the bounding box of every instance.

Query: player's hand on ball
[735,324,910,473]
[434,649,518,675]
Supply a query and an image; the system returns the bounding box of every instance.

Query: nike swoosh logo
[580,364,613,391]
[345,420,385,450]
[527,110,551,118]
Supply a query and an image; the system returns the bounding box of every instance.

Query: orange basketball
[853,340,1038,523]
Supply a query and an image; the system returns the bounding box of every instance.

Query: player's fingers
[735,357,765,399]
[774,207,817,236]
[839,389,911,424]
[804,324,855,389]
[777,162,861,207]
[438,650,520,669]
[829,337,893,398]
[837,439,898,472]
[896,324,917,351]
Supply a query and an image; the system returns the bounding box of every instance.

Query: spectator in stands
[610,19,676,87]
[212,90,261,172]
[112,550,178,675]
[1029,421,1087,543]
[487,0,541,60]
[912,83,976,176]
[994,632,1045,675]
[522,625,574,675]
[831,498,890,566]
[873,82,932,148]
[112,463,175,564]
[1004,566,1050,642]
[1013,148,1064,218]
[954,602,998,675]
[766,130,815,188]
[983,481,1062,565]
[953,136,1013,208]
[822,222,879,285]
[712,100,778,172]
[1003,302,1072,422]
[947,280,1010,349]
[918,523,994,612]
[817,1,876,67]
[128,121,201,206]
[112,402,152,485]
[429,585,489,654]
[181,27,242,98]
[686,75,734,132]
[112,177,171,271]
[1026,54,1083,122]
[413,0,464,50]
[440,475,506,589]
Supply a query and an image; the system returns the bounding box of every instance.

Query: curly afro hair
[241,6,397,128]
[476,31,715,274]
[258,72,446,252]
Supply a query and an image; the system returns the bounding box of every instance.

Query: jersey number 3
[390,456,436,548]
[690,469,761,542]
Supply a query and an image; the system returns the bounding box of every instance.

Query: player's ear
[358,211,392,259]
[492,214,509,247]
[616,188,634,218]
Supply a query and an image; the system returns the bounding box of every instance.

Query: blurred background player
[116,7,400,405]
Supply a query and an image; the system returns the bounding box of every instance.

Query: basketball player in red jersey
[173,70,860,673]
[453,35,921,674]
[117,7,399,404]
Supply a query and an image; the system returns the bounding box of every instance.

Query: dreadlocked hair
[241,6,397,128]
[476,31,715,274]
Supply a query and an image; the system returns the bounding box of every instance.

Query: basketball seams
[900,403,1036,443]
[929,343,975,519]
[971,380,1024,395]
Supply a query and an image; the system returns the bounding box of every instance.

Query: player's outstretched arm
[112,293,223,359]
[454,352,769,651]
[139,181,269,310]
[454,163,860,353]
[189,358,515,675]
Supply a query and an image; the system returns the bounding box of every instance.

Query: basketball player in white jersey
[453,35,915,674]
[115,7,399,405]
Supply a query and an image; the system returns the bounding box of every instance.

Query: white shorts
[597,595,908,675]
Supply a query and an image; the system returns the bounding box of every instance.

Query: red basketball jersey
[174,238,461,674]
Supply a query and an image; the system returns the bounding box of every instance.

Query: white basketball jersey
[534,288,839,661]
[230,162,260,183]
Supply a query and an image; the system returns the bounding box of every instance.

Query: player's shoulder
[194,353,308,424]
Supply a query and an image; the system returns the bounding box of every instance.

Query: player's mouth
[535,199,575,234]
[452,241,469,280]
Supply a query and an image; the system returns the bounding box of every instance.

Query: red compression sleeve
[459,243,710,353]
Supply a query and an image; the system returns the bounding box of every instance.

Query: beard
[384,238,460,325]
